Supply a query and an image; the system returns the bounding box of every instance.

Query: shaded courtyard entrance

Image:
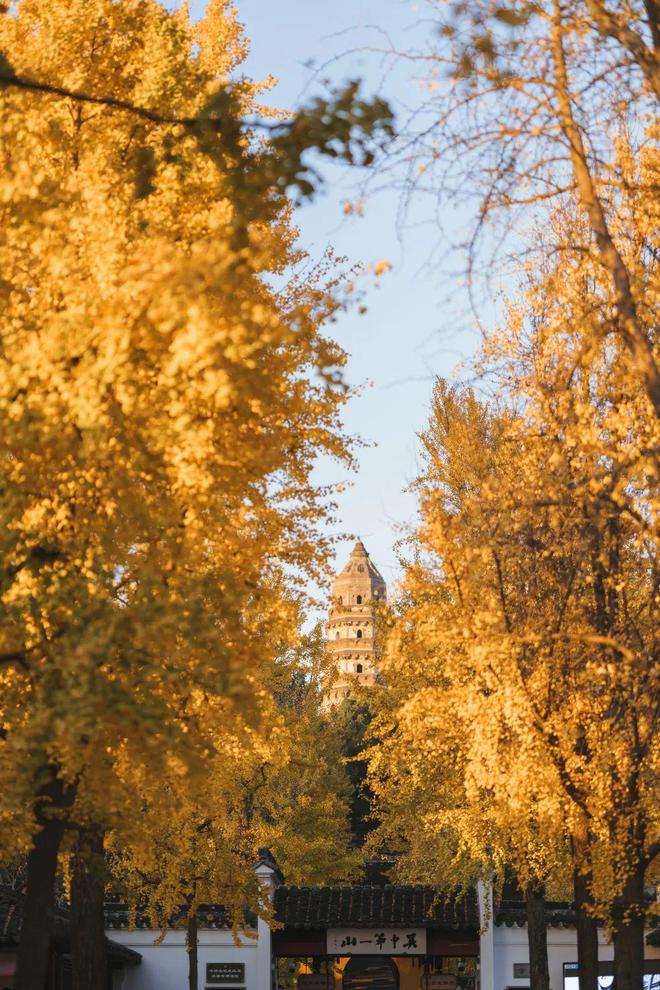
[343,955,400,989]
[273,883,480,990]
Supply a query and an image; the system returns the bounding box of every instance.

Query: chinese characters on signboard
[326,928,427,955]
[206,963,245,983]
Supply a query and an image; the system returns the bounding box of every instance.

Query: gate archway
[342,955,399,990]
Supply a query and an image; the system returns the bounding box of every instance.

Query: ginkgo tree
[0,3,392,990]
[106,699,284,990]
[388,0,659,415]
[475,196,659,990]
[103,625,358,990]
[366,384,574,990]
[367,188,658,990]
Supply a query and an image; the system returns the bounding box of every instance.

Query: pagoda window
[335,631,340,639]
[356,595,362,604]
[356,663,363,673]
[356,629,363,639]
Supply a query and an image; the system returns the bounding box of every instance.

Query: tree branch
[585,0,660,99]
[0,70,274,134]
[551,2,660,418]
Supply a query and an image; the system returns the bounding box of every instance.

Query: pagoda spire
[323,540,386,706]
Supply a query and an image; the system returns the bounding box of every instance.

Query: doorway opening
[342,955,399,989]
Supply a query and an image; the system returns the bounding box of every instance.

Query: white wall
[492,925,660,990]
[493,925,609,990]
[108,928,259,990]
[112,921,660,990]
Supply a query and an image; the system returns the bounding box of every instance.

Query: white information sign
[327,928,427,955]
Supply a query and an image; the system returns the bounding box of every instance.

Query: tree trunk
[574,872,599,990]
[613,857,645,990]
[187,909,198,990]
[15,772,74,990]
[572,827,599,990]
[71,825,106,990]
[525,881,550,990]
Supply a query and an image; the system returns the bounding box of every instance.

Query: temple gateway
[4,855,659,989]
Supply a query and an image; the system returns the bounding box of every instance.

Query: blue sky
[188,0,483,594]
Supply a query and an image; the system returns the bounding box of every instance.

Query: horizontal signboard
[327,928,426,955]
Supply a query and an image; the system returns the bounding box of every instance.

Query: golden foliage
[367,159,658,934]
[0,0,355,898]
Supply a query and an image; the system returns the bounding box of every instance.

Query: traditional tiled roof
[104,897,256,932]
[0,885,142,964]
[495,897,659,932]
[494,901,577,928]
[105,937,143,965]
[0,884,69,946]
[273,884,479,932]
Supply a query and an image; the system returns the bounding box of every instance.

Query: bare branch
[584,0,660,98]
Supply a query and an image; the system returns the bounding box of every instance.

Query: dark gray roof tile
[273,884,478,932]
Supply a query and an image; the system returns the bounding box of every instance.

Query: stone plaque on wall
[513,963,531,979]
